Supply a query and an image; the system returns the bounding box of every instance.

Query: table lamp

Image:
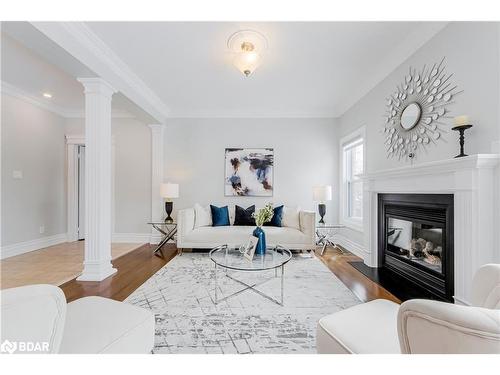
[313,185,332,224]
[160,183,179,223]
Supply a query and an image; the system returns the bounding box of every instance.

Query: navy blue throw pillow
[264,205,284,227]
[234,205,256,226]
[210,205,230,226]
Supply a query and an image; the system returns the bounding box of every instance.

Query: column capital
[77,77,116,97]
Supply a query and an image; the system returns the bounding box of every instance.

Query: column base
[77,261,117,281]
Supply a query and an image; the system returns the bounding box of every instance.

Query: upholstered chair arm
[1,284,67,353]
[397,299,500,354]
[177,208,195,237]
[471,264,500,309]
[299,210,316,242]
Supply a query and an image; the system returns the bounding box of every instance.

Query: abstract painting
[224,148,274,196]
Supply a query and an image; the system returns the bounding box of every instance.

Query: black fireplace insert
[378,193,454,302]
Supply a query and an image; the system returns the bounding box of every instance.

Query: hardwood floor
[60,243,177,303]
[316,246,400,303]
[0,241,142,290]
[59,243,399,304]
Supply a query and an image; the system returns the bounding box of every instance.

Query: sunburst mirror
[382,58,461,161]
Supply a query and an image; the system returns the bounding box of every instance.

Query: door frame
[66,135,115,242]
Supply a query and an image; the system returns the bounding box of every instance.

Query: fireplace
[378,194,454,302]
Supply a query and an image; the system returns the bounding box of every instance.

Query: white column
[77,78,117,281]
[149,124,165,244]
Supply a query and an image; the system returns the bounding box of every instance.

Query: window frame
[339,126,366,231]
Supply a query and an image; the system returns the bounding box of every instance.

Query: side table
[147,222,178,257]
[316,224,345,255]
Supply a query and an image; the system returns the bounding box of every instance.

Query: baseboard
[1,233,68,260]
[112,233,162,244]
[335,233,366,259]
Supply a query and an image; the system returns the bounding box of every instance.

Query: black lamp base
[318,203,326,224]
[165,201,174,223]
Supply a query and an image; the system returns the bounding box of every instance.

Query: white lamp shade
[313,185,332,202]
[160,183,179,198]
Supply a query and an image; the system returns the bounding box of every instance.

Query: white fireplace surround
[361,154,500,305]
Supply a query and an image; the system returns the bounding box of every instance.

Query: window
[341,127,365,228]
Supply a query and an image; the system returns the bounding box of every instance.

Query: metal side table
[148,222,178,257]
[316,224,345,255]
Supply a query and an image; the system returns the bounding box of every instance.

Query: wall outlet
[39,225,45,234]
[13,170,23,179]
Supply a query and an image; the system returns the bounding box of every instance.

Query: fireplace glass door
[386,217,443,274]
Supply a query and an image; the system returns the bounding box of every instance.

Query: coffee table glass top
[209,245,292,271]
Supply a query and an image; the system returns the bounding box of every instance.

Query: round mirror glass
[400,103,421,130]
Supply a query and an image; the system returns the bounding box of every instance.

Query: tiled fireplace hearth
[361,154,499,305]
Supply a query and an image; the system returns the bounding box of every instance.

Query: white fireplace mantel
[361,154,500,305]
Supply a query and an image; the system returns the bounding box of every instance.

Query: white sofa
[1,284,154,354]
[316,263,500,354]
[177,207,316,250]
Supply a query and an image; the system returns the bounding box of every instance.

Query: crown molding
[1,81,74,117]
[31,22,169,123]
[168,109,339,119]
[1,81,134,119]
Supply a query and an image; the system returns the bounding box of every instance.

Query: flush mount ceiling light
[42,92,52,98]
[227,29,268,77]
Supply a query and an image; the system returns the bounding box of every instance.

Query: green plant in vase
[252,203,274,255]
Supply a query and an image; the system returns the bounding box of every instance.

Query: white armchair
[1,284,155,354]
[317,264,500,354]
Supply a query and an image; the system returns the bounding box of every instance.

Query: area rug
[125,253,360,354]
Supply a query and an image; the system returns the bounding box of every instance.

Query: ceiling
[1,22,156,122]
[85,21,446,118]
[1,21,447,121]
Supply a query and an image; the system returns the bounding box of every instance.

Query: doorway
[65,134,116,243]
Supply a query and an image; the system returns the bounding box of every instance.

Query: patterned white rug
[125,252,360,354]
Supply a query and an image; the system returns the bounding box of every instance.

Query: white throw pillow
[229,205,235,226]
[282,206,301,230]
[194,203,212,228]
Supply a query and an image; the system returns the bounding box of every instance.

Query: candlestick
[451,124,473,158]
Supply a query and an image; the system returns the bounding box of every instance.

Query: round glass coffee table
[209,244,292,306]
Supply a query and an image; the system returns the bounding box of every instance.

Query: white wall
[338,22,500,250]
[163,118,339,223]
[1,94,67,249]
[65,118,152,235]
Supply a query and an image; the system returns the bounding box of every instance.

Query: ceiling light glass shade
[233,50,261,77]
[227,30,267,77]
